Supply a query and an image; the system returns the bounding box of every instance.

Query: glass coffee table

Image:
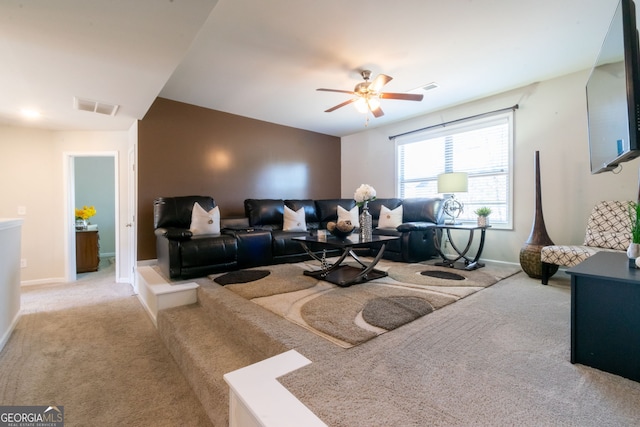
[292,234,399,287]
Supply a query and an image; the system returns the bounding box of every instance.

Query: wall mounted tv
[587,0,640,174]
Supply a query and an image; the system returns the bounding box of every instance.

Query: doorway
[75,156,116,272]
[64,152,119,282]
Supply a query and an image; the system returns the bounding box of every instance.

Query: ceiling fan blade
[380,92,424,101]
[369,74,393,92]
[370,105,384,118]
[317,88,356,95]
[324,98,357,112]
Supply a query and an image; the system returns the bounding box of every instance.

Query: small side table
[432,224,490,270]
[76,230,100,273]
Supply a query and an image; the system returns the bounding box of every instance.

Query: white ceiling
[0,0,621,137]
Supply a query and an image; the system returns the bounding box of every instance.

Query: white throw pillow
[337,205,359,228]
[190,202,221,235]
[378,205,403,229]
[284,206,307,231]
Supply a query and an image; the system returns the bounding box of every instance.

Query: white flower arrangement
[354,184,377,207]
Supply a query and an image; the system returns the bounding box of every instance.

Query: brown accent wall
[137,97,341,260]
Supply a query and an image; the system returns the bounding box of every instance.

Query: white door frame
[63,151,119,282]
[127,145,137,292]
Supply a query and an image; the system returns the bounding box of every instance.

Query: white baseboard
[20,277,66,286]
[480,258,521,268]
[0,311,21,352]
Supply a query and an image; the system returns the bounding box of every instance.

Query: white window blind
[395,110,514,227]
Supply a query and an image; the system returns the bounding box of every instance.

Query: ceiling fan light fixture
[367,96,381,111]
[319,70,421,118]
[354,97,369,114]
[354,82,368,94]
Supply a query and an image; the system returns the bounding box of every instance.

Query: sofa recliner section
[154,195,444,279]
[154,195,243,279]
[244,198,342,264]
[370,198,444,262]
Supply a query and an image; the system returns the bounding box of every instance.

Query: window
[395,110,514,228]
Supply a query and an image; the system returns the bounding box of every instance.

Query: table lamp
[437,172,468,224]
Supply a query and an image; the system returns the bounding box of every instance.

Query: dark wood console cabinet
[566,252,640,382]
[76,230,99,273]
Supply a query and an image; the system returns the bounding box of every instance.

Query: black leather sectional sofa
[154,195,444,279]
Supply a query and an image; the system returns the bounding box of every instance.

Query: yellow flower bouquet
[75,205,96,230]
[75,205,97,220]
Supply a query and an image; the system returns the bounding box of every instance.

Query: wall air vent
[73,97,120,116]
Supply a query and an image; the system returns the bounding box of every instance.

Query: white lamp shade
[437,172,468,193]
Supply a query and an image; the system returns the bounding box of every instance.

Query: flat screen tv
[587,0,640,174]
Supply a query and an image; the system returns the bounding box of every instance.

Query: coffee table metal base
[293,235,398,287]
[303,264,388,287]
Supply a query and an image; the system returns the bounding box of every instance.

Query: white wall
[0,124,133,284]
[4,69,639,275]
[342,70,640,264]
[0,219,23,352]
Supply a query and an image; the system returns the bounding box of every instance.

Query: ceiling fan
[317,70,424,118]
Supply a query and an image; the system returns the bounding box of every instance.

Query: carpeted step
[156,282,314,427]
[157,280,341,426]
[157,301,278,427]
[195,282,333,354]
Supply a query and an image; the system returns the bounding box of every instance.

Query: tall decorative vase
[519,151,559,279]
[360,202,373,241]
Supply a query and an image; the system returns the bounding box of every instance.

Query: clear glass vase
[359,202,372,241]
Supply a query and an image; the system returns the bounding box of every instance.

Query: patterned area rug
[210,259,520,348]
[213,269,271,285]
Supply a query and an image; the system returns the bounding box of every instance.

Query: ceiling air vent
[422,82,439,91]
[73,97,119,116]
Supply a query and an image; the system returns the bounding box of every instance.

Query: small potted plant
[474,206,492,227]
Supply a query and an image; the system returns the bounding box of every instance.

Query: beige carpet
[0,260,212,426]
[213,259,520,348]
[278,271,640,427]
[4,259,640,426]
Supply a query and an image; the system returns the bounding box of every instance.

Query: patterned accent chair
[540,200,632,285]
